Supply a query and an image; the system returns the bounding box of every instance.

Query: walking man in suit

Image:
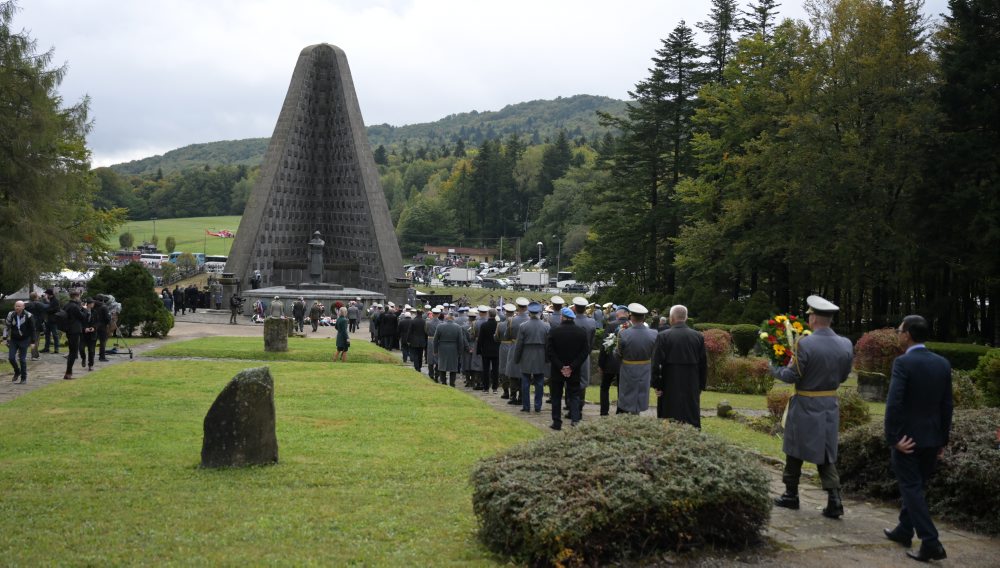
[770,295,854,519]
[882,315,953,562]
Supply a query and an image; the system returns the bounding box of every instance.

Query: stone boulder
[201,367,278,468]
[263,317,293,352]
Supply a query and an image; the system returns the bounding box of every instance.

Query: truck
[444,267,477,287]
[514,270,548,291]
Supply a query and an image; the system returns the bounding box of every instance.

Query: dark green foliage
[926,342,994,371]
[840,409,1000,535]
[470,417,771,565]
[838,388,871,433]
[730,324,760,356]
[952,370,984,410]
[164,236,176,254]
[86,264,173,337]
[715,357,773,395]
[118,232,134,250]
[693,323,733,332]
[972,349,1000,407]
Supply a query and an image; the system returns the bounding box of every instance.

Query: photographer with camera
[229,294,243,325]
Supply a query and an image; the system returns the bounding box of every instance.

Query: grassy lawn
[145,336,399,364]
[116,215,242,256]
[0,359,539,564]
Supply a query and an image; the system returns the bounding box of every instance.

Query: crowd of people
[162,281,223,314]
[3,289,117,383]
[363,295,712,432]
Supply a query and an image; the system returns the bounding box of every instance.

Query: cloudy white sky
[13,0,949,167]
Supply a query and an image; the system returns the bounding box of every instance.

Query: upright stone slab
[264,317,292,352]
[225,44,405,304]
[201,367,278,468]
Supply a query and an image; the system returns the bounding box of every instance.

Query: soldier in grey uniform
[504,297,531,406]
[470,306,489,389]
[514,302,549,412]
[770,295,854,519]
[571,297,598,419]
[433,313,467,386]
[268,296,284,318]
[496,303,517,399]
[458,308,474,386]
[425,307,443,380]
[615,303,658,415]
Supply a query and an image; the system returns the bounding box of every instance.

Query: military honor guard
[433,312,467,387]
[425,307,443,380]
[769,295,854,519]
[615,303,658,415]
[504,297,531,407]
[496,303,517,398]
[514,301,549,413]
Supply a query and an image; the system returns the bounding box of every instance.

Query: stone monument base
[242,285,385,315]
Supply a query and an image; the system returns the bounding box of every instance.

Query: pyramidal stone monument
[225,44,406,307]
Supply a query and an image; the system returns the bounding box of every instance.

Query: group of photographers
[3,288,115,383]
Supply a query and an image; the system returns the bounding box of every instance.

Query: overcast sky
[14,0,949,167]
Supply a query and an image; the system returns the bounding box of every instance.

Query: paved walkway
[3,314,998,566]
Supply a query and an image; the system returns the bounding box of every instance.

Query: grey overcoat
[770,327,854,464]
[433,320,467,373]
[505,313,529,378]
[514,318,549,375]
[616,324,658,413]
[425,316,442,366]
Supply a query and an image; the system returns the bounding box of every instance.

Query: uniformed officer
[770,295,854,519]
[616,303,658,415]
[571,296,597,419]
[504,297,531,407]
[433,313,467,387]
[425,307,443,380]
[514,301,549,413]
[496,303,517,399]
[471,305,490,389]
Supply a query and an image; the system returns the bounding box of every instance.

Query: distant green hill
[109,94,626,176]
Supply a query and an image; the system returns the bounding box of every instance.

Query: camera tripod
[105,323,133,359]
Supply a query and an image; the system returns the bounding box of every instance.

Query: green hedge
[471,417,771,565]
[729,324,760,357]
[972,349,1000,407]
[839,408,1000,535]
[926,342,994,371]
[714,357,773,395]
[693,322,733,332]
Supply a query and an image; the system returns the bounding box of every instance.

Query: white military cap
[515,297,530,307]
[550,295,565,305]
[806,295,839,315]
[404,304,411,310]
[434,304,443,310]
[603,302,614,309]
[478,305,489,312]
[403,311,412,318]
[431,307,442,314]
[503,303,516,312]
[572,297,588,307]
[424,304,432,309]
[388,302,395,308]
[627,302,648,315]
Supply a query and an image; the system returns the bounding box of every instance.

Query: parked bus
[113,250,141,263]
[168,252,206,266]
[204,255,228,274]
[139,253,169,268]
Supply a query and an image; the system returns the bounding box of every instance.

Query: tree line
[574,0,998,343]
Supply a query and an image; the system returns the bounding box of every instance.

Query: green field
[146,336,400,364]
[116,215,242,256]
[0,345,540,564]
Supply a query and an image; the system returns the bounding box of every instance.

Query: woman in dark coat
[334,307,350,362]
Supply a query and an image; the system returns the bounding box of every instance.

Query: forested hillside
[109,94,625,176]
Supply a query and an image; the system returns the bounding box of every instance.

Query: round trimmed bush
[715,357,773,394]
[839,408,1000,535]
[730,324,761,357]
[837,387,870,432]
[703,328,734,388]
[952,370,984,409]
[470,417,771,565]
[972,349,1000,407]
[854,328,903,376]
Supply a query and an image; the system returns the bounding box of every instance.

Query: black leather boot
[500,388,509,399]
[822,489,844,519]
[774,486,800,510]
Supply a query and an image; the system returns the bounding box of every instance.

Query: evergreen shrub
[839,409,1000,535]
[729,324,760,357]
[972,349,1000,407]
[703,329,733,388]
[854,328,903,376]
[715,357,773,395]
[838,387,870,432]
[766,390,792,420]
[952,370,983,409]
[470,417,771,565]
[87,263,174,337]
[926,341,993,371]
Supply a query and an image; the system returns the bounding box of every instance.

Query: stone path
[3,313,998,565]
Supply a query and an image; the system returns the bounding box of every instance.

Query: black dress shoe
[883,528,912,548]
[549,424,561,431]
[906,542,946,562]
[773,493,800,510]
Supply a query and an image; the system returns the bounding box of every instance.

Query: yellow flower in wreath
[775,315,787,323]
[773,344,786,356]
[792,321,804,333]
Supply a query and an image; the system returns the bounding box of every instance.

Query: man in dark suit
[651,305,707,428]
[407,309,428,372]
[545,308,589,430]
[883,315,953,562]
[476,309,500,392]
